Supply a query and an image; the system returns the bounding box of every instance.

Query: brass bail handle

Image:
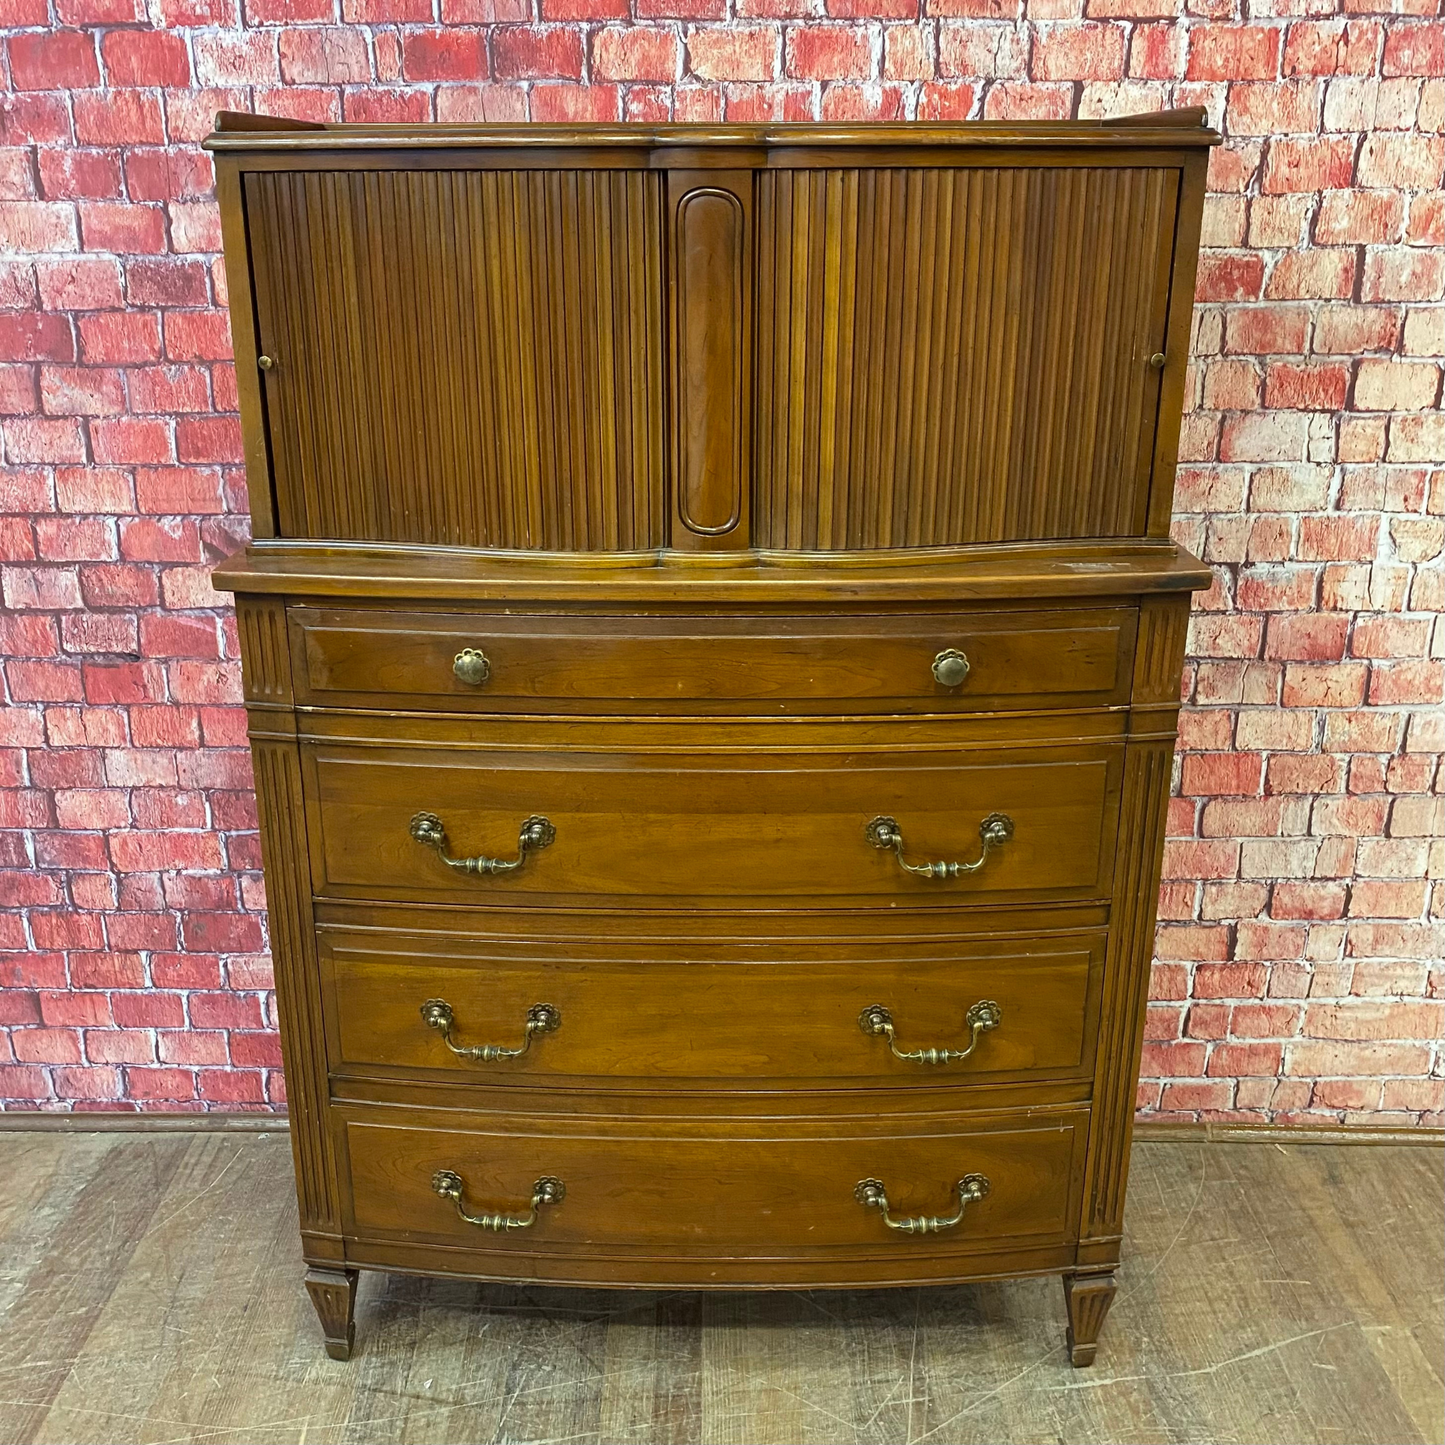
[854,1174,991,1234]
[866,812,1014,878]
[410,811,555,876]
[420,998,560,1062]
[860,999,1002,1065]
[431,1170,565,1231]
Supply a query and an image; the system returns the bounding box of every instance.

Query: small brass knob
[257,354,275,371]
[932,649,970,688]
[1149,352,1166,369]
[453,648,491,686]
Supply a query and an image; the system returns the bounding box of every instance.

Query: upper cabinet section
[208,115,1216,553]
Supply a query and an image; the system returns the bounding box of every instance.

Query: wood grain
[1081,740,1175,1256]
[1063,1271,1117,1367]
[212,537,1214,605]
[305,1266,359,1360]
[1145,147,1211,537]
[340,1103,1087,1264]
[235,595,291,706]
[249,741,342,1245]
[236,600,340,1248]
[215,161,275,538]
[303,735,1123,909]
[1132,593,1194,707]
[204,109,1220,155]
[671,174,750,546]
[319,926,1105,1090]
[289,604,1137,715]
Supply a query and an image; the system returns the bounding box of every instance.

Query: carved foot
[305,1267,359,1360]
[1063,1271,1117,1368]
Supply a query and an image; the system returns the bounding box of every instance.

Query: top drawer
[290,607,1136,716]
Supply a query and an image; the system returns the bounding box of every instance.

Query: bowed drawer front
[320,927,1105,1089]
[211,108,1214,1365]
[304,736,1122,908]
[340,1106,1088,1270]
[291,607,1136,715]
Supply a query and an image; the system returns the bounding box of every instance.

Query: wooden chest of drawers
[208,110,1215,1366]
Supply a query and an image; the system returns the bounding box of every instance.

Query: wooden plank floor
[0,1132,1439,1445]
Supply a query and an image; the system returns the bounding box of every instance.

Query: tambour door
[752,165,1181,548]
[244,168,667,549]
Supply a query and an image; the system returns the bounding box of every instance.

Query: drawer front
[341,1106,1086,1261]
[322,929,1104,1089]
[305,739,1122,909]
[291,607,1135,715]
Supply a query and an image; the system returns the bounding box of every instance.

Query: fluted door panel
[245,169,667,550]
[752,167,1179,550]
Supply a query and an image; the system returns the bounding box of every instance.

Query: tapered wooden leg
[1063,1271,1117,1367]
[305,1267,359,1360]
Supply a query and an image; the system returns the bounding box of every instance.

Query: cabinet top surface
[214,540,1213,603]
[204,109,1220,155]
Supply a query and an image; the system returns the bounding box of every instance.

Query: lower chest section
[244,597,1183,1286]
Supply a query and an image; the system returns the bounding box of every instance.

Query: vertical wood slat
[751,166,1178,550]
[245,170,667,552]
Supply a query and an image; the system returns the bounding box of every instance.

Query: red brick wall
[1,5,1442,1120]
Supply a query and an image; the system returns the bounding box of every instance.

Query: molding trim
[0,1112,286,1133]
[3,1114,1440,1148]
[1135,1121,1444,1148]
[1082,739,1175,1242]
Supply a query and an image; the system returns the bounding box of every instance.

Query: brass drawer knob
[860,999,1001,1066]
[855,1173,990,1235]
[431,1170,565,1231]
[257,354,275,371]
[420,998,560,1062]
[453,648,491,686]
[866,812,1013,879]
[931,648,970,687]
[410,811,554,876]
[1149,351,1166,368]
